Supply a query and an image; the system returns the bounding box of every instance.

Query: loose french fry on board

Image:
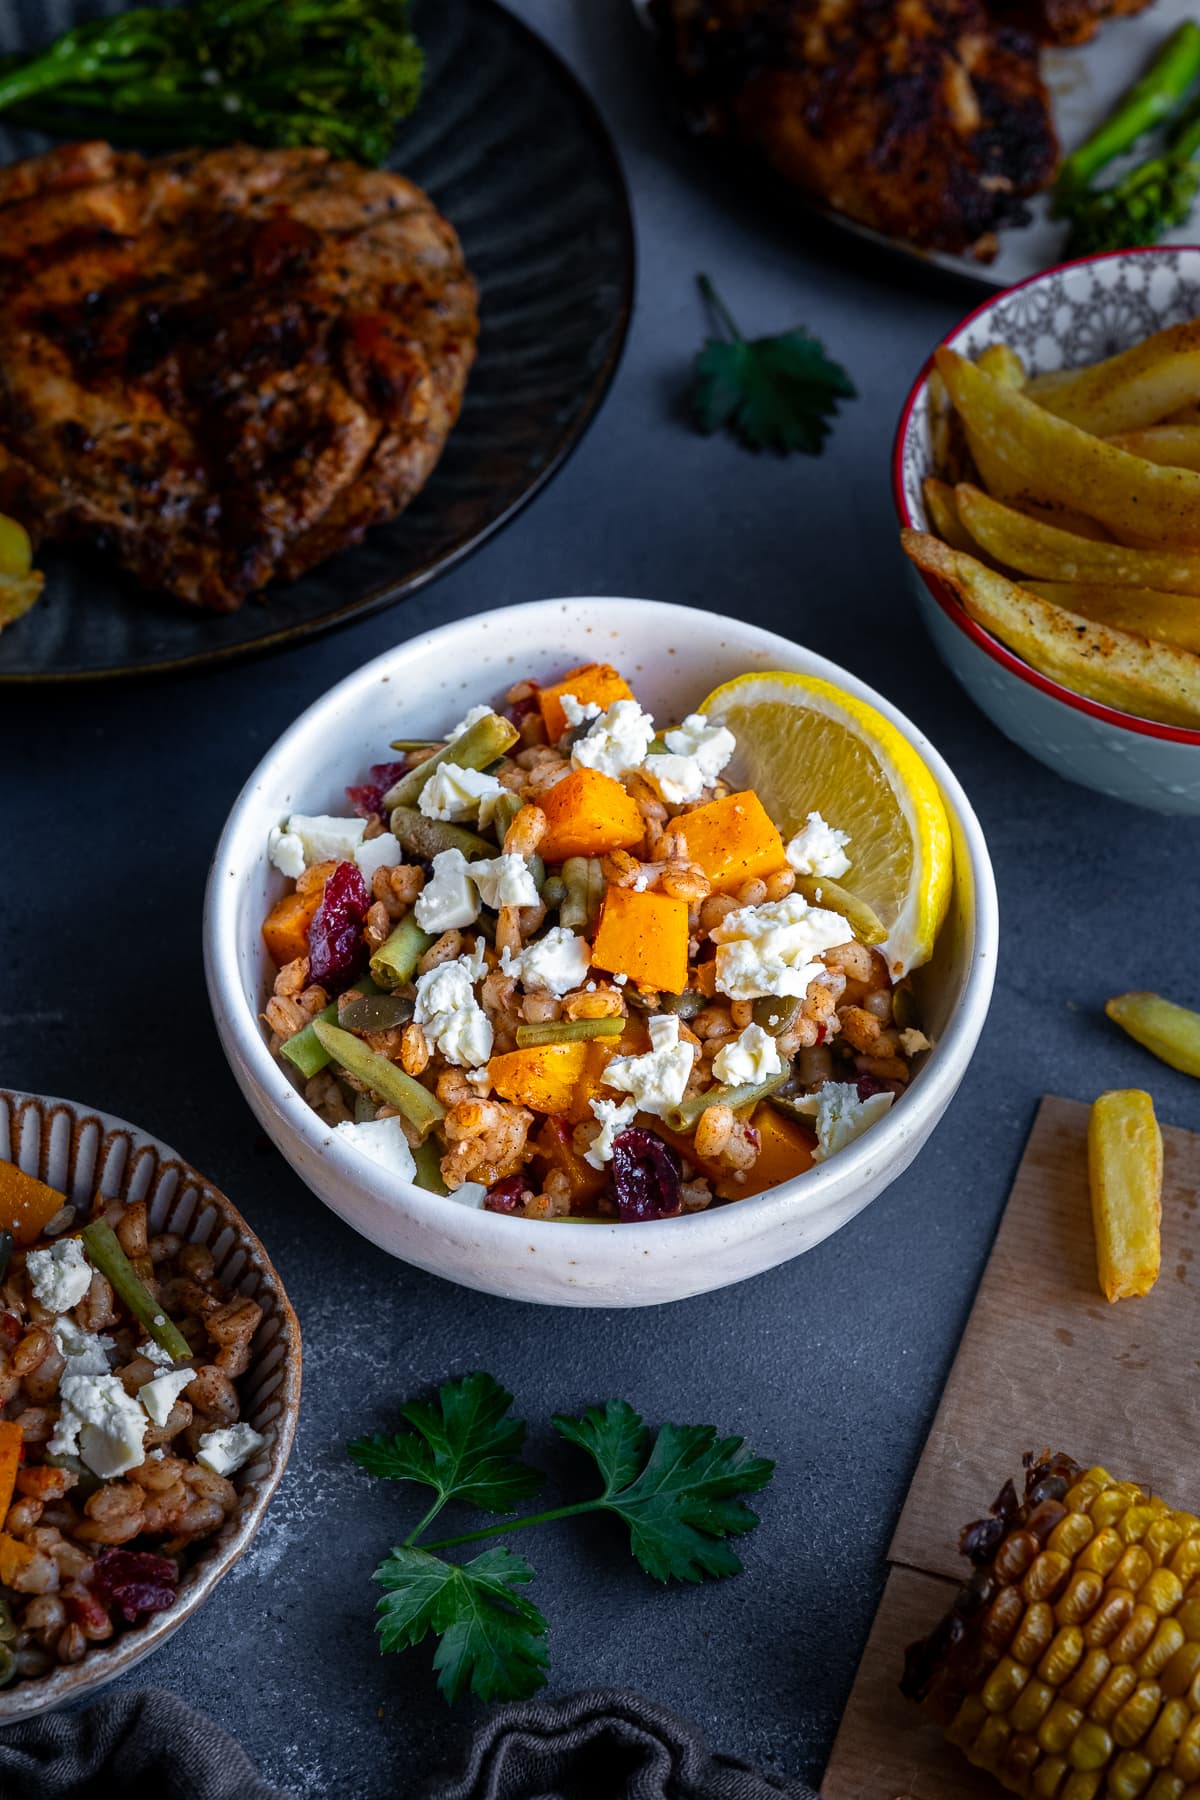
[1106,991,1200,1078]
[1087,1089,1163,1303]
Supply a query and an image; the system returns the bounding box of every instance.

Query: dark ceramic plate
[0,0,634,682]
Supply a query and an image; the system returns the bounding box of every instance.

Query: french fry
[976,343,1025,388]
[1108,425,1200,471]
[1087,1089,1162,1303]
[921,478,977,553]
[960,430,1113,539]
[935,348,1200,548]
[1106,991,1200,1078]
[1025,319,1200,435]
[954,481,1200,595]
[1024,581,1200,655]
[900,530,1200,727]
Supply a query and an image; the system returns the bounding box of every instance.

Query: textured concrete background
[4,3,1200,1794]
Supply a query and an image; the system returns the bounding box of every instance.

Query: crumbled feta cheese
[141,1339,174,1368]
[52,1317,113,1377]
[448,1181,488,1208]
[139,1367,195,1428]
[277,813,367,868]
[51,1373,147,1478]
[585,1097,639,1169]
[448,703,497,741]
[560,693,603,730]
[643,713,736,804]
[26,1238,92,1314]
[709,893,851,1001]
[331,1116,417,1184]
[613,972,628,987]
[267,826,306,879]
[899,1027,932,1057]
[785,812,852,880]
[418,762,504,822]
[500,926,591,997]
[811,1083,894,1163]
[571,699,656,781]
[197,1422,266,1478]
[414,952,494,1067]
[711,1022,783,1088]
[469,853,540,911]
[605,1015,695,1118]
[414,848,481,933]
[355,832,404,881]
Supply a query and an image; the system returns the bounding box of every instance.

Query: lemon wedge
[697,671,953,975]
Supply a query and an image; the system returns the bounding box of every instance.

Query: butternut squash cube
[672,791,787,895]
[488,1042,591,1115]
[532,1117,608,1207]
[262,887,322,968]
[538,767,645,863]
[591,884,689,994]
[538,662,633,744]
[0,1160,70,1246]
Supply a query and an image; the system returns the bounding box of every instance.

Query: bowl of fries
[893,248,1200,814]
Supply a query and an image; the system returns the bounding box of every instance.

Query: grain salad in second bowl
[259,656,953,1223]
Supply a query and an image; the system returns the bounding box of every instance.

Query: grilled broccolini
[905,1451,1200,1797]
[0,0,422,167]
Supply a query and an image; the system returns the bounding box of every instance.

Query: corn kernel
[1051,1512,1097,1560]
[1179,1601,1200,1642]
[995,1529,1039,1582]
[1066,1649,1112,1710]
[1092,1665,1140,1725]
[1172,1714,1200,1779]
[1061,1773,1103,1800]
[1124,1507,1171,1547]
[1113,1606,1164,1663]
[1003,1732,1043,1785]
[1025,1552,1073,1605]
[983,1655,1030,1713]
[1112,1683,1164,1750]
[1086,1590,1136,1648]
[1114,1549,1156,1593]
[1170,1542,1200,1588]
[1070,1470,1115,1513]
[1033,1754,1070,1797]
[1162,1644,1200,1699]
[1145,1573,1187,1618]
[1145,1774,1186,1800]
[1067,1721,1115,1772]
[967,1712,1011,1771]
[1040,1698,1086,1755]
[946,1696,989,1749]
[1015,1603,1059,1665]
[1039,1627,1086,1686]
[1058,1571,1105,1627]
[1146,1700,1192,1768]
[1080,1529,1126,1577]
[1147,1521,1187,1569]
[1109,1749,1155,1798]
[983,1583,1027,1650]
[1094,1488,1145,1530]
[1140,1623,1187,1683]
[1012,1678,1058,1734]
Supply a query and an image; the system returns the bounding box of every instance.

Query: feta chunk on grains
[50,1373,148,1479]
[709,893,850,1001]
[413,949,493,1068]
[644,713,736,805]
[811,1084,893,1163]
[570,700,656,781]
[414,848,480,933]
[418,762,504,823]
[711,1022,782,1088]
[585,1097,638,1170]
[469,853,540,911]
[332,1116,417,1184]
[500,926,591,997]
[785,812,851,880]
[197,1423,266,1479]
[26,1238,92,1314]
[605,1016,695,1119]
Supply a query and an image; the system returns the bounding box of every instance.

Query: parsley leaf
[553,1399,776,1582]
[347,1371,542,1515]
[374,1544,549,1704]
[691,273,855,455]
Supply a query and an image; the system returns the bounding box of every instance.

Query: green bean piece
[369,914,435,990]
[389,805,494,864]
[0,1229,13,1286]
[559,857,591,930]
[338,992,415,1033]
[541,875,568,910]
[388,739,441,753]
[792,874,887,947]
[0,1597,16,1644]
[44,1453,102,1503]
[0,1644,15,1688]
[381,713,520,811]
[412,1135,449,1196]
[493,791,523,846]
[752,995,803,1036]
[529,853,546,895]
[664,1072,789,1134]
[80,1220,193,1363]
[658,990,706,1019]
[312,1022,445,1137]
[280,976,381,1079]
[767,1094,821,1128]
[514,1016,625,1048]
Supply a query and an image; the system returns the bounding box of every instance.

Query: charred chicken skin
[651,0,1060,260]
[0,142,478,611]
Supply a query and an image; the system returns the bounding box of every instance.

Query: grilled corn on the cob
[903,1452,1200,1799]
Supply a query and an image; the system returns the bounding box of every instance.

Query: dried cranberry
[505,684,540,729]
[307,861,370,990]
[346,760,408,819]
[609,1128,682,1223]
[484,1176,532,1215]
[0,1312,21,1345]
[856,1074,889,1102]
[90,1549,178,1624]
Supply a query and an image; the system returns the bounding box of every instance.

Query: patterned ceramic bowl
[894,248,1200,815]
[0,1090,301,1721]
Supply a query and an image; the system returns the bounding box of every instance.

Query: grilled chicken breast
[999,0,1152,46]
[0,142,478,611]
[652,0,1059,260]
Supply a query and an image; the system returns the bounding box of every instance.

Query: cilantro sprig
[690,273,855,455]
[348,1373,775,1704]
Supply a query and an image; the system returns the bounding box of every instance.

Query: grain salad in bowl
[259,656,952,1224]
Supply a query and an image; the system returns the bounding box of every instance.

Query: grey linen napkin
[0,1687,287,1799]
[430,1688,821,1800]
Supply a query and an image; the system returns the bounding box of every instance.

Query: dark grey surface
[3,3,1199,1795]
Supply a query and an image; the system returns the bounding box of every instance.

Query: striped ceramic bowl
[0,1090,301,1720]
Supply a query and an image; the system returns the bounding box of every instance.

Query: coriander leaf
[690,273,855,455]
[348,1371,542,1513]
[373,1545,549,1704]
[554,1403,775,1583]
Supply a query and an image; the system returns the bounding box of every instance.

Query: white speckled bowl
[0,1090,300,1721]
[895,247,1200,814]
[204,597,998,1307]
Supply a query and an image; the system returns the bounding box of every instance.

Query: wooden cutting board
[822,1094,1200,1800]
